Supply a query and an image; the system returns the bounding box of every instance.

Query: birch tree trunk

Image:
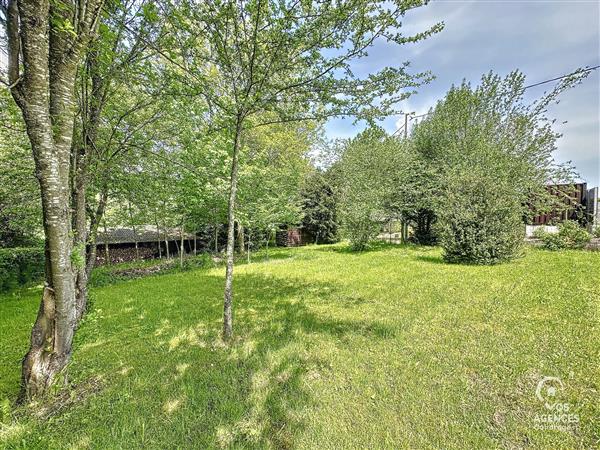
[223,114,243,340]
[179,221,184,268]
[6,0,104,399]
[237,221,245,254]
[133,228,139,260]
[73,156,89,322]
[128,201,139,260]
[214,223,219,253]
[265,230,269,260]
[155,215,162,258]
[165,229,170,259]
[73,47,105,322]
[103,221,110,264]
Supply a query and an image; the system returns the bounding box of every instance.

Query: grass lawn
[0,244,598,449]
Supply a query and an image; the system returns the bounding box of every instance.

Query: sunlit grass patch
[0,244,598,448]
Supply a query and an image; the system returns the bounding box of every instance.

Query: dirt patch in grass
[28,376,105,421]
[113,264,174,279]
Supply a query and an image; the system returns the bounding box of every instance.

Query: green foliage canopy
[412,71,587,263]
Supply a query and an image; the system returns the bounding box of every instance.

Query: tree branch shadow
[1,268,396,448]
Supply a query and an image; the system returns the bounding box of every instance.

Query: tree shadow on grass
[311,240,408,255]
[238,248,298,265]
[2,269,395,449]
[164,271,396,448]
[414,254,448,265]
[230,275,397,445]
[414,253,504,267]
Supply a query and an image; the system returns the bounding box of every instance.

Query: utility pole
[404,112,414,139]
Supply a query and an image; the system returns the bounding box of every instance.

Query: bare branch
[5,0,21,96]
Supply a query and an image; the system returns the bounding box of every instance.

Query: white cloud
[325,0,600,185]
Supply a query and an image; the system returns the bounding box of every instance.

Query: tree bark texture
[223,115,243,340]
[180,222,184,268]
[7,0,104,399]
[103,221,110,264]
[85,190,107,281]
[73,81,103,321]
[237,222,245,254]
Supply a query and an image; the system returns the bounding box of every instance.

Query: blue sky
[325,0,600,186]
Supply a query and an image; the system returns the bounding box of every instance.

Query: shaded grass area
[0,244,598,448]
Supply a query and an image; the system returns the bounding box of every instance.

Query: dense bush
[181,252,215,270]
[343,213,383,251]
[593,227,600,239]
[0,247,45,292]
[440,174,524,264]
[534,221,591,250]
[411,71,582,264]
[336,128,400,251]
[301,171,339,244]
[407,209,438,245]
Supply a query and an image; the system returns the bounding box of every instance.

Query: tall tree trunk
[237,221,245,254]
[155,215,162,258]
[165,227,170,259]
[179,221,185,268]
[266,230,269,260]
[7,0,104,399]
[128,201,139,260]
[85,191,107,281]
[26,16,80,398]
[400,221,406,243]
[72,146,95,322]
[73,47,105,323]
[214,223,219,253]
[223,114,243,340]
[134,230,139,260]
[103,221,110,265]
[73,153,89,322]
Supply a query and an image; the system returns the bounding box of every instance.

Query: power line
[522,65,599,91]
[392,65,600,137]
[391,123,404,137]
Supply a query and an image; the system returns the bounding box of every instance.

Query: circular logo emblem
[536,376,564,409]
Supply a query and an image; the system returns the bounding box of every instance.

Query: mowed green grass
[0,244,598,449]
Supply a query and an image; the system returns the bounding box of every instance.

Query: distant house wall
[276,227,314,247]
[588,187,599,230]
[531,183,588,225]
[93,242,157,266]
[93,225,198,265]
[525,225,558,238]
[93,239,196,266]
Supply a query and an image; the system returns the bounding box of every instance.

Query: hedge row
[533,220,591,251]
[0,247,45,293]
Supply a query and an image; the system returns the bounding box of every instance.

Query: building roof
[96,225,194,245]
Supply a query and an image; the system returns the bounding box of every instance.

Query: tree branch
[5,0,21,101]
